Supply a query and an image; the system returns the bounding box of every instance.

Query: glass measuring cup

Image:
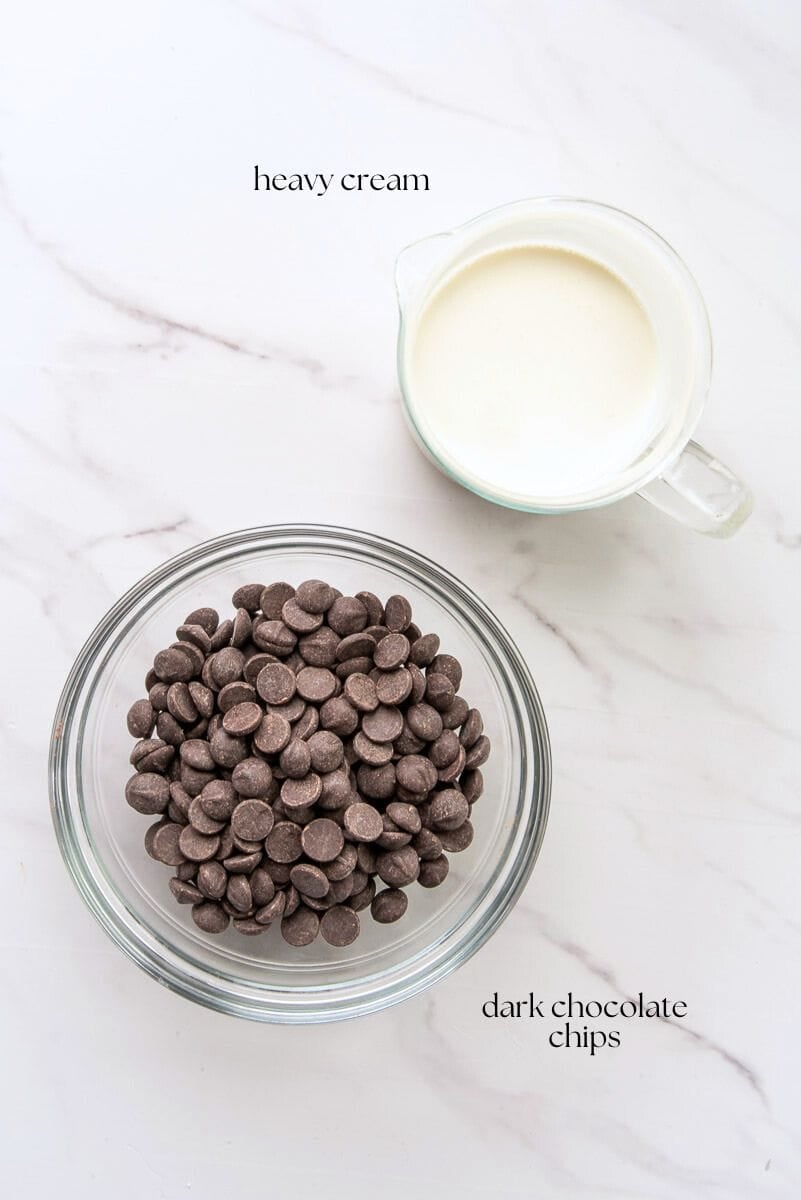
[396,198,753,537]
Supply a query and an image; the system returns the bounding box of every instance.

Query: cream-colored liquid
[408,245,662,501]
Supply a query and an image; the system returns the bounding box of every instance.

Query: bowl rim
[49,524,551,1022]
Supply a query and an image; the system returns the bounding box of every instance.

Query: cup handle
[637,440,754,537]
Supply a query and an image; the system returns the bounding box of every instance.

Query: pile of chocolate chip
[125,579,489,947]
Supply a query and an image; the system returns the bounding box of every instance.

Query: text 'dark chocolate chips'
[124,578,489,948]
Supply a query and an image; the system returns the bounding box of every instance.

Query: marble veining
[0,173,340,379]
[2,1,800,1196]
[526,905,767,1107]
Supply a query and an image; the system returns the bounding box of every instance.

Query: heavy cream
[407,245,664,503]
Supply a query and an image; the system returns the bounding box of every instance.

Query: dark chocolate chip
[127,699,155,738]
[282,597,324,634]
[465,735,491,769]
[222,701,263,736]
[279,737,312,779]
[231,758,273,798]
[355,762,396,800]
[301,818,345,863]
[306,730,344,773]
[192,902,230,934]
[153,647,194,684]
[395,754,438,794]
[377,846,419,887]
[255,662,297,705]
[327,596,369,636]
[320,905,360,946]
[409,633,440,666]
[459,708,484,749]
[428,788,469,831]
[259,582,296,620]
[361,704,403,743]
[373,632,410,671]
[295,579,337,614]
[343,802,383,843]
[461,769,484,804]
[371,888,408,923]
[231,799,275,841]
[298,626,341,667]
[188,796,226,835]
[265,821,304,863]
[296,667,337,703]
[343,672,379,712]
[169,878,202,904]
[438,821,474,852]
[253,712,292,755]
[184,607,219,636]
[352,730,393,766]
[319,696,360,736]
[406,703,443,742]
[280,906,319,946]
[418,855,450,888]
[125,772,170,815]
[197,860,228,899]
[384,595,412,633]
[281,772,323,810]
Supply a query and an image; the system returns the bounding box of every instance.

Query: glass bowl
[49,525,551,1023]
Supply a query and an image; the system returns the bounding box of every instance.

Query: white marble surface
[2,1,801,1195]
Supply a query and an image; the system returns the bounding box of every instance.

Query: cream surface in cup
[408,244,665,502]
